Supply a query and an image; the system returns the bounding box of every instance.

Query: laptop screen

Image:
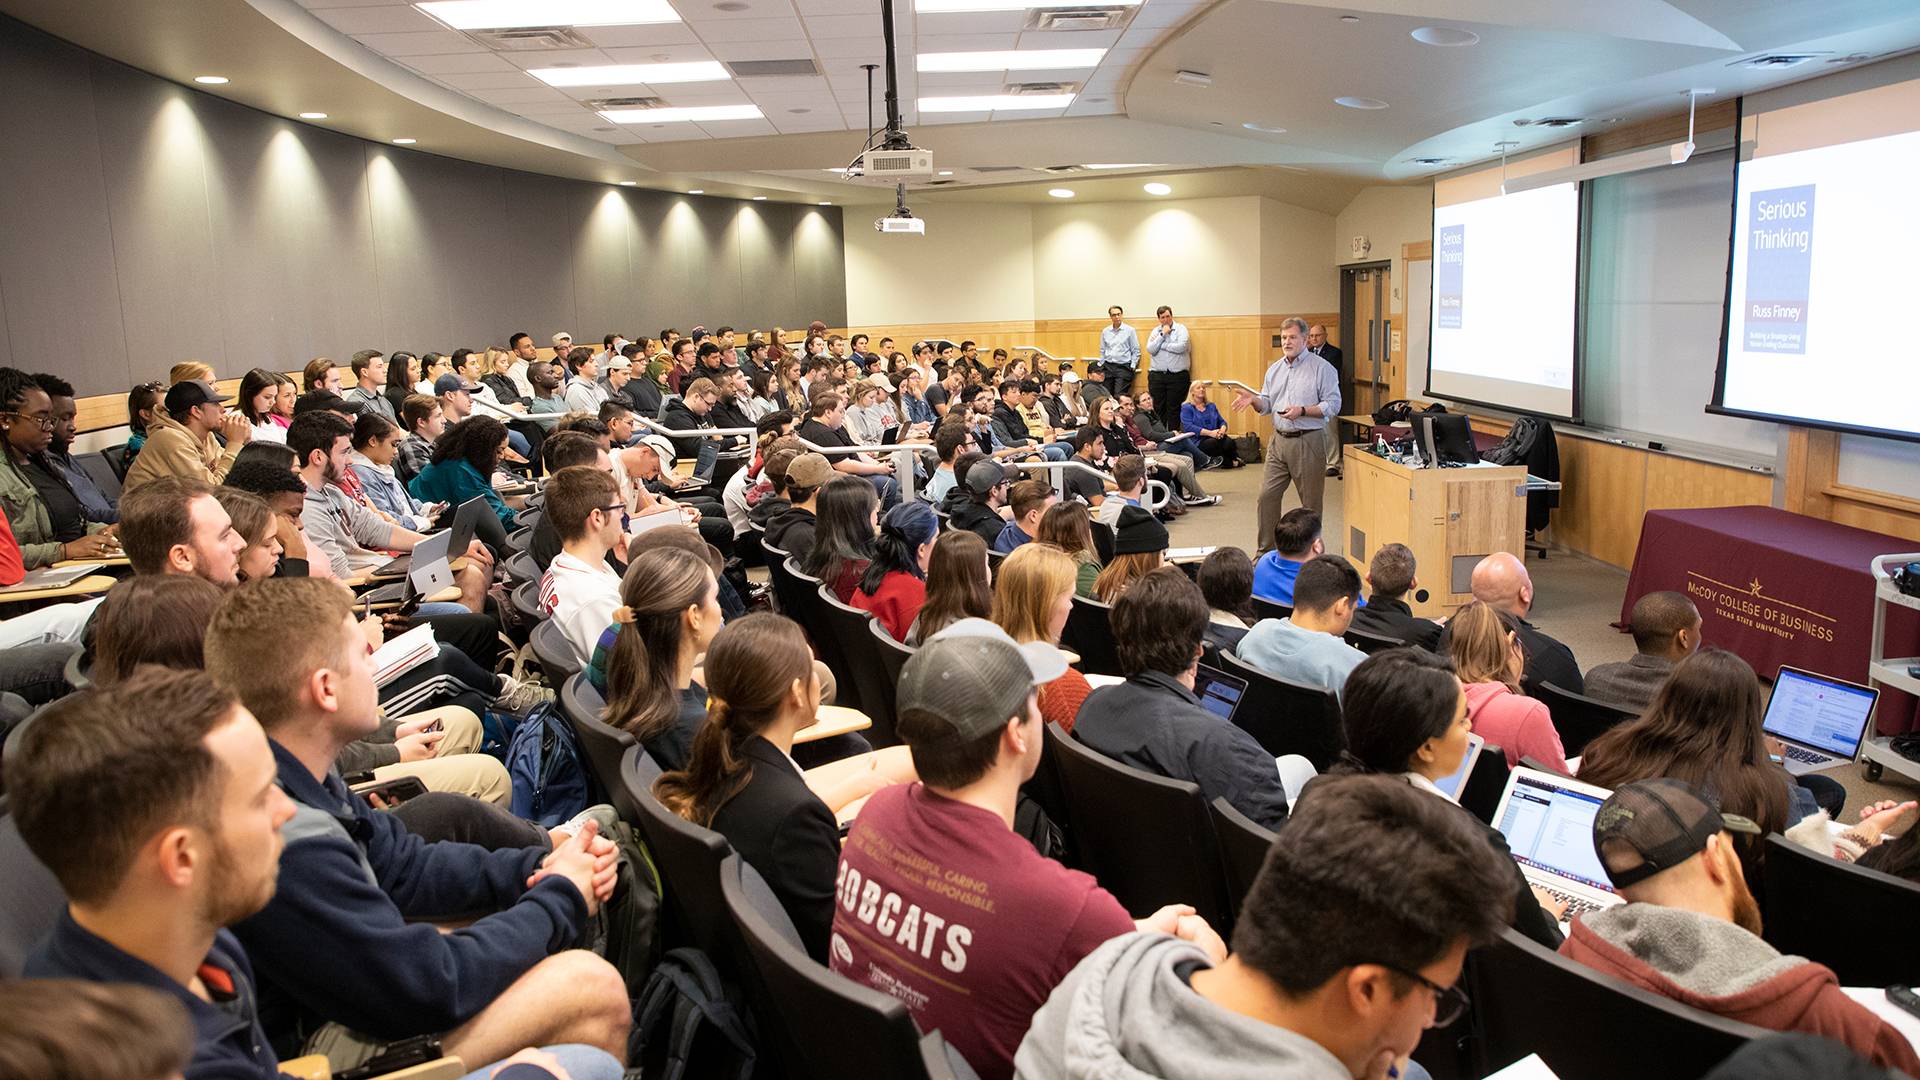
[1496,771,1614,895]
[1763,667,1878,757]
[1192,664,1248,723]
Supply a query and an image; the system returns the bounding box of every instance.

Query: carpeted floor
[1168,462,1920,810]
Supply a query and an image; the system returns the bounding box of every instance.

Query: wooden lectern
[1341,445,1527,619]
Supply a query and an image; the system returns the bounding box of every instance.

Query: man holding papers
[1234,317,1340,554]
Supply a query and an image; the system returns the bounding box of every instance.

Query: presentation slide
[1427,182,1581,418]
[1715,128,1920,439]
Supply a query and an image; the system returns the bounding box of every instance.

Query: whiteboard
[1580,148,1777,458]
[1406,256,1431,405]
[1838,434,1920,499]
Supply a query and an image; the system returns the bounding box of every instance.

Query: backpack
[1481,415,1544,467]
[506,703,595,826]
[599,816,665,998]
[632,948,758,1080]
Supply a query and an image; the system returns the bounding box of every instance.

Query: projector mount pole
[878,0,912,151]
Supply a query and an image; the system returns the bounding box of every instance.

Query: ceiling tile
[635,124,710,141]
[598,43,721,63]
[737,74,831,93]
[704,39,810,60]
[469,86,576,104]
[658,85,754,104]
[595,129,650,144]
[918,110,989,125]
[580,23,704,47]
[697,118,780,137]
[910,32,1018,49]
[312,5,444,33]
[798,13,891,38]
[502,47,617,70]
[512,100,598,115]
[352,29,480,55]
[689,17,808,41]
[1125,2,1202,29]
[680,0,800,21]
[399,50,517,73]
[434,70,545,90]
[1015,28,1121,48]
[808,36,892,58]
[914,10,1026,33]
[1116,24,1164,48]
[772,114,846,132]
[914,71,1005,88]
[795,0,902,15]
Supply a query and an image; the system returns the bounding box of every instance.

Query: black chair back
[514,505,543,528]
[1534,682,1636,757]
[1217,651,1346,770]
[558,673,634,803]
[762,542,800,615]
[1208,796,1275,926]
[510,579,545,623]
[1343,624,1405,654]
[530,619,582,685]
[1089,520,1114,564]
[1457,744,1510,826]
[503,550,541,586]
[813,584,882,724]
[1043,723,1231,929]
[1250,595,1292,622]
[870,617,916,699]
[505,524,535,554]
[75,452,122,503]
[618,745,734,955]
[721,848,963,1080]
[0,805,64,978]
[1761,833,1920,986]
[99,442,129,480]
[985,548,1007,580]
[848,616,907,748]
[1469,926,1763,1079]
[1060,595,1122,677]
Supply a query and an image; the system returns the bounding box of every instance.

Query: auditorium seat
[1090,520,1114,564]
[558,673,632,805]
[1043,722,1231,930]
[502,550,540,587]
[505,525,535,554]
[869,617,916,731]
[513,505,542,529]
[1217,651,1346,771]
[814,584,883,725]
[762,544,805,617]
[1534,682,1636,757]
[510,579,545,624]
[620,746,735,956]
[529,619,581,685]
[721,849,977,1080]
[1469,926,1763,1079]
[75,452,122,504]
[1208,796,1275,926]
[99,442,130,481]
[0,801,63,978]
[1343,625,1405,654]
[1059,595,1123,677]
[1760,833,1920,987]
[986,548,1007,579]
[859,618,908,748]
[1251,596,1292,622]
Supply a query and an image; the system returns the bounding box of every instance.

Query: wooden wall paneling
[1642,454,1773,514]
[1822,486,1920,543]
[1582,100,1738,160]
[1782,427,1839,518]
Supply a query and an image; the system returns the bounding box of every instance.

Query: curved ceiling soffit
[241,0,643,171]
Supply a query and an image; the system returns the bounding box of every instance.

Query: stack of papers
[372,623,437,688]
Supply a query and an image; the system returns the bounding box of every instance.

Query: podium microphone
[1413,589,1430,604]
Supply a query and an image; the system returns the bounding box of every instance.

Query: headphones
[1893,562,1920,599]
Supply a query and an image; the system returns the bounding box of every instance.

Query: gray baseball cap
[964,459,1018,496]
[897,618,1067,747]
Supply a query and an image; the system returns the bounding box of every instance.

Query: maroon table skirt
[1620,506,1920,735]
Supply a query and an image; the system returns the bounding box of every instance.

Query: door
[1347,265,1391,416]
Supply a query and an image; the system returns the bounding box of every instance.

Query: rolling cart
[1861,553,1920,784]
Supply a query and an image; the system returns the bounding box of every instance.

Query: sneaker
[1182,494,1222,508]
[551,804,618,840]
[494,674,555,713]
[1204,455,1225,471]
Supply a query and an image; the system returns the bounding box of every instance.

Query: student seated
[1347,542,1443,651]
[654,614,905,962]
[201,580,629,1069]
[1091,505,1168,603]
[539,465,626,667]
[799,474,877,603]
[8,667,622,1080]
[288,411,438,580]
[993,543,1093,732]
[1017,774,1514,1080]
[1325,648,1565,947]
[408,415,519,536]
[852,500,937,641]
[1235,555,1367,702]
[603,546,725,769]
[0,979,191,1080]
[1584,590,1700,712]
[1036,500,1102,599]
[1251,507,1321,605]
[905,529,990,645]
[1560,779,1920,1074]
[348,411,434,531]
[924,421,971,505]
[1437,552,1583,694]
[948,458,1017,545]
[1196,546,1255,654]
[530,432,613,571]
[1090,451,1147,528]
[35,372,119,522]
[0,367,118,567]
[1445,601,1568,774]
[993,478,1056,554]
[1075,567,1291,830]
[89,574,224,682]
[832,623,1225,1080]
[764,451,834,555]
[123,378,252,493]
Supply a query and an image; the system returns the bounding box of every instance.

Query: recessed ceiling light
[819,201,832,205]
[715,0,750,8]
[391,138,417,144]
[788,107,811,114]
[752,195,767,201]
[299,112,328,120]
[530,61,729,87]
[1338,14,1359,22]
[938,170,954,176]
[1411,26,1479,46]
[193,75,229,85]
[1242,121,1287,133]
[599,104,764,123]
[915,0,1139,10]
[919,93,1075,112]
[1084,163,1159,169]
[619,180,638,186]
[916,48,1105,72]
[414,0,681,30]
[1143,182,1172,195]
[1334,96,1388,110]
[688,189,704,194]
[1048,188,1075,198]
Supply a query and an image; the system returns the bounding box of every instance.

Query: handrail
[1009,458,1169,512]
[633,416,756,439]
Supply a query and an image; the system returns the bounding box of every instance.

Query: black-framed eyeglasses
[5,411,55,431]
[599,504,627,515]
[1374,963,1469,1027]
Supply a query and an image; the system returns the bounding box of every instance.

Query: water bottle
[1374,434,1389,458]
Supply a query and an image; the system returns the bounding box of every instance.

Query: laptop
[368,496,488,579]
[360,528,453,608]
[1430,732,1485,803]
[1493,767,1621,924]
[1761,665,1879,776]
[1192,663,1248,723]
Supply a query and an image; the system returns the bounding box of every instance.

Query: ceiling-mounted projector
[860,148,934,178]
[876,215,926,234]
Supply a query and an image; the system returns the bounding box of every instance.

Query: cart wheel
[1865,761,1884,782]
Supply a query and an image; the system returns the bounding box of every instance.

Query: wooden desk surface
[0,573,117,604]
[796,705,872,744]
[52,554,131,569]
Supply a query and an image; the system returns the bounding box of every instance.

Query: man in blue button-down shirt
[1098,305,1140,394]
[1234,317,1340,553]
[1145,305,1192,429]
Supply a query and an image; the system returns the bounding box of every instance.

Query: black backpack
[599,817,665,998]
[632,948,758,1080]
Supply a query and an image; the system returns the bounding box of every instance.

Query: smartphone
[422,718,443,735]
[350,776,427,806]
[335,1035,442,1080]
[1889,986,1920,1021]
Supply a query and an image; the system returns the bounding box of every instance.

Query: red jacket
[852,570,925,642]
[0,512,21,586]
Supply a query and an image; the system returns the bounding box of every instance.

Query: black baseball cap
[164,379,231,413]
[1592,778,1762,889]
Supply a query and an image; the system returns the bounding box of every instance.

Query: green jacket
[0,454,106,569]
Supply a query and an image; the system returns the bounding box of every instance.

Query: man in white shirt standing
[538,465,626,666]
[1234,317,1341,553]
[1145,305,1192,430]
[1099,305,1140,395]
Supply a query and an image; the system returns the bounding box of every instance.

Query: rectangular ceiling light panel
[918,93,1075,111]
[599,103,765,122]
[531,61,730,86]
[417,0,682,30]
[917,48,1105,72]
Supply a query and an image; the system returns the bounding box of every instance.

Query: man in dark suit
[1309,324,1346,475]
[1347,542,1443,651]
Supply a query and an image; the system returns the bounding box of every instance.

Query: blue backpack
[506,702,596,826]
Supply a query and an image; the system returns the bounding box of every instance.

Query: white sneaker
[494,674,555,712]
[1182,494,1222,507]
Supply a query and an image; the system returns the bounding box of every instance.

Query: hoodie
[1015,933,1351,1080]
[1559,904,1920,1075]
[122,410,239,493]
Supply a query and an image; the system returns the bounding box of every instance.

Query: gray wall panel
[0,16,847,397]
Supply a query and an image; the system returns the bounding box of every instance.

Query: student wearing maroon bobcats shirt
[830,618,1226,1080]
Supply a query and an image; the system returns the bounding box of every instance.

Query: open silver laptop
[1493,767,1621,924]
[1430,732,1485,804]
[1762,665,1879,776]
